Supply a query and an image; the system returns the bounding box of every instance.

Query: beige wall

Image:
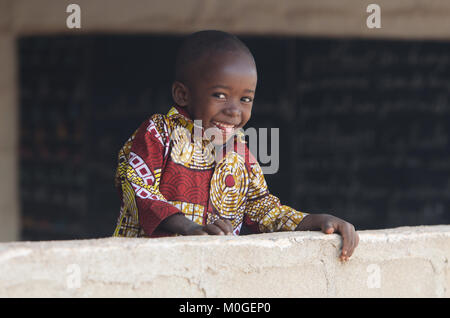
[1,226,449,297]
[7,0,450,39]
[0,0,19,241]
[1,0,450,241]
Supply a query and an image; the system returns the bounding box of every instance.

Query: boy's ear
[172,81,189,107]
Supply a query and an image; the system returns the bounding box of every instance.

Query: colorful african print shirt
[113,106,308,238]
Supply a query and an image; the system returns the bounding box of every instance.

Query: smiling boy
[113,30,359,261]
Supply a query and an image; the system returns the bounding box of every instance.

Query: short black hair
[174,30,254,84]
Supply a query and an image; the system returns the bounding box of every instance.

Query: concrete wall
[2,0,450,241]
[1,225,449,297]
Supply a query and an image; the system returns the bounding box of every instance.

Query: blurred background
[1,0,450,241]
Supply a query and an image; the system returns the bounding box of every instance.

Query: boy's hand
[159,213,234,236]
[185,219,234,236]
[295,214,359,262]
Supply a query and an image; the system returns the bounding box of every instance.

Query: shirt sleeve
[114,115,183,237]
[244,161,308,233]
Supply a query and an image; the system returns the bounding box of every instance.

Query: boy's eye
[213,93,226,99]
[241,97,253,103]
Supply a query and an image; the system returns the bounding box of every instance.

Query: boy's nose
[223,105,241,118]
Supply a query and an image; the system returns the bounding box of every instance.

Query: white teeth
[213,121,235,128]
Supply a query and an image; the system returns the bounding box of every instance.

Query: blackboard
[291,38,450,229]
[18,35,450,240]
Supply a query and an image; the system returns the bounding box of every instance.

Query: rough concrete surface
[0,225,449,297]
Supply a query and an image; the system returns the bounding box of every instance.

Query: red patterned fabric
[113,106,308,238]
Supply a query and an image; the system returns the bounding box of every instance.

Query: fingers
[189,228,209,236]
[321,221,335,234]
[214,219,233,235]
[204,219,233,236]
[321,219,359,262]
[203,224,225,235]
[338,223,358,262]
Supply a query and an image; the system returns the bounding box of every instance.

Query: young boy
[113,30,359,261]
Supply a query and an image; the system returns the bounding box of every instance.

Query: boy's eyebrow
[209,85,255,93]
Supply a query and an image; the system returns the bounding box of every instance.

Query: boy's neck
[174,104,192,120]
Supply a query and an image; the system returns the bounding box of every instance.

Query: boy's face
[177,51,257,145]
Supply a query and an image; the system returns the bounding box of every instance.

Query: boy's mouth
[212,121,236,133]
